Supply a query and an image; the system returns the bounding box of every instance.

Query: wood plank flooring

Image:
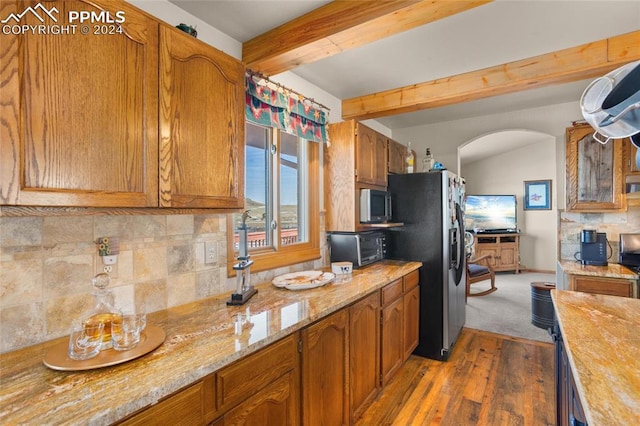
[356,327,556,425]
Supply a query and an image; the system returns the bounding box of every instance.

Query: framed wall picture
[524,180,551,210]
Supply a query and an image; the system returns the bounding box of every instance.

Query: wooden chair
[466,254,497,297]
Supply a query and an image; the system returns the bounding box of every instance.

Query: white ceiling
[168,0,640,132]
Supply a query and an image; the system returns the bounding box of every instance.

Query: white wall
[128,0,241,58]
[463,136,557,271]
[390,100,583,208]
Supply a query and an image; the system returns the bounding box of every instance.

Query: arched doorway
[458,129,557,272]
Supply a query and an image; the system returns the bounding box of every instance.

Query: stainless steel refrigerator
[387,171,466,361]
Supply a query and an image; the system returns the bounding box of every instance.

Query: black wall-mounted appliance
[580,230,608,266]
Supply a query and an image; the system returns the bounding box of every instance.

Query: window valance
[245,73,329,144]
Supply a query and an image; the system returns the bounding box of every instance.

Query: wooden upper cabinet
[356,124,388,186]
[0,0,159,207]
[566,124,626,212]
[388,139,406,174]
[625,139,640,174]
[325,120,388,232]
[159,26,244,208]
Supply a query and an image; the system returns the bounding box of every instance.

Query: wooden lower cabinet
[119,271,420,426]
[219,372,298,425]
[381,295,404,386]
[569,274,636,298]
[381,270,420,387]
[554,325,588,426]
[349,292,381,423]
[403,285,420,361]
[215,334,299,425]
[119,335,298,426]
[301,309,349,426]
[474,234,520,273]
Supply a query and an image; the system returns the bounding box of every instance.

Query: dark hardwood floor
[356,327,556,425]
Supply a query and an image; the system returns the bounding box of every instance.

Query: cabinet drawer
[403,270,419,291]
[381,279,403,306]
[119,382,204,426]
[571,275,633,298]
[216,334,298,413]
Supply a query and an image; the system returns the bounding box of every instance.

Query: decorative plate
[43,325,165,371]
[272,271,335,290]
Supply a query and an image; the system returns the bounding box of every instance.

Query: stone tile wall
[558,206,640,262]
[0,214,326,353]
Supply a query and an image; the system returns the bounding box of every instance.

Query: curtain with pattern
[245,74,329,144]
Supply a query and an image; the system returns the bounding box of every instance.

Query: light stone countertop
[0,260,421,425]
[551,290,640,425]
[558,260,638,279]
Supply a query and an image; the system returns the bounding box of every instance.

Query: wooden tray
[43,325,165,371]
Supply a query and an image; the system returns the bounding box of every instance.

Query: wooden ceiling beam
[243,0,492,76]
[342,30,640,121]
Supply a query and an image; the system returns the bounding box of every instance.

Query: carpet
[465,272,555,343]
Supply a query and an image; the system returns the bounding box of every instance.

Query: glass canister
[82,273,121,350]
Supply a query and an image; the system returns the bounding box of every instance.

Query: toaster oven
[328,231,386,268]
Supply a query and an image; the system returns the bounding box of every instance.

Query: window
[227,122,320,274]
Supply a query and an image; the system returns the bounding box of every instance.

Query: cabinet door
[222,373,298,426]
[475,245,499,268]
[380,297,404,386]
[356,124,387,186]
[301,309,349,426]
[497,244,516,269]
[625,139,640,174]
[349,292,380,422]
[403,286,420,361]
[566,124,625,211]
[0,0,158,207]
[388,139,406,174]
[159,26,244,208]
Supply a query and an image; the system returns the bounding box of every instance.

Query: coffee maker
[580,230,608,266]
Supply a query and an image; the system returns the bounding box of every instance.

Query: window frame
[226,126,321,275]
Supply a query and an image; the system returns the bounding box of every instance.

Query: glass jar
[406,142,415,173]
[82,273,121,350]
[422,148,435,172]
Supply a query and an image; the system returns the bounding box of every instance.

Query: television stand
[472,233,520,273]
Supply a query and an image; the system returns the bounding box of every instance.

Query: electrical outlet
[205,242,217,264]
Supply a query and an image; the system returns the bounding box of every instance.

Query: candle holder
[227,211,258,306]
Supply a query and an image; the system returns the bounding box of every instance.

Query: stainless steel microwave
[360,189,392,223]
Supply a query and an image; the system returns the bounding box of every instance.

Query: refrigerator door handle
[450,227,461,270]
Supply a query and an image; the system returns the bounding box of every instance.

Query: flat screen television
[464,194,517,233]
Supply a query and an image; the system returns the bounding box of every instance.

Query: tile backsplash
[0,213,326,353]
[558,207,640,262]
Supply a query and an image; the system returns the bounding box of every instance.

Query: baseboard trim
[519,268,555,274]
